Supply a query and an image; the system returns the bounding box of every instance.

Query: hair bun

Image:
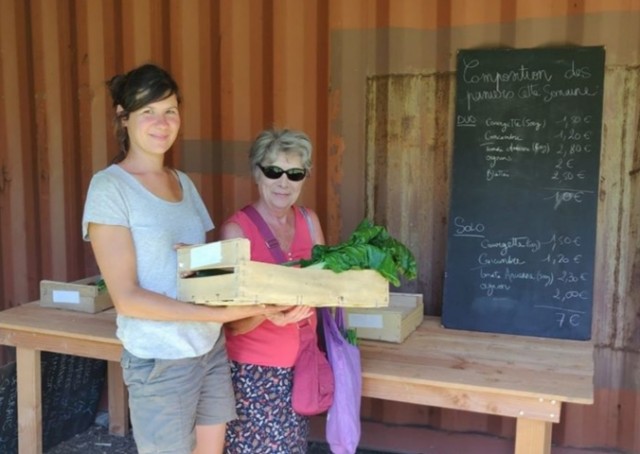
[106,74,127,107]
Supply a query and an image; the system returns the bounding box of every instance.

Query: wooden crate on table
[39,275,113,313]
[176,238,389,308]
[346,292,423,342]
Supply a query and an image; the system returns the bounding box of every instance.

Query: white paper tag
[348,313,384,329]
[190,242,222,269]
[52,290,80,304]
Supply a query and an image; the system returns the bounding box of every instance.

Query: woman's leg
[193,423,226,454]
[121,350,200,454]
[195,336,236,452]
[225,362,309,453]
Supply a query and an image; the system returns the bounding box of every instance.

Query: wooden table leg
[515,418,552,454]
[16,347,42,454]
[107,360,129,435]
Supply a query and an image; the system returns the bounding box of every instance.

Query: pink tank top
[223,205,318,367]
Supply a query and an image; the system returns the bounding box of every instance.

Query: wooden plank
[361,357,592,404]
[411,317,595,357]
[177,239,390,307]
[366,73,450,311]
[107,361,129,436]
[0,302,121,374]
[380,320,595,372]
[361,334,594,373]
[0,303,119,345]
[177,238,251,271]
[16,348,42,454]
[515,418,552,454]
[360,341,593,385]
[408,327,596,358]
[359,317,594,404]
[239,262,388,307]
[0,330,121,362]
[360,344,593,380]
[362,376,562,422]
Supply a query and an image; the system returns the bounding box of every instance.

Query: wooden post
[515,418,552,454]
[16,348,41,454]
[107,361,129,436]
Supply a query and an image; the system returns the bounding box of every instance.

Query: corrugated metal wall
[1,1,638,451]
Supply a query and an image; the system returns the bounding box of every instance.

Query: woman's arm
[88,222,281,323]
[227,306,313,335]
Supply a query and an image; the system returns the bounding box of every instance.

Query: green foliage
[95,278,107,293]
[344,327,358,346]
[295,218,417,287]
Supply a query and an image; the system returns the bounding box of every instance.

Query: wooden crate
[39,275,113,313]
[346,292,423,342]
[177,238,389,308]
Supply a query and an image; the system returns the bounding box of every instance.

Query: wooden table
[359,316,595,454]
[0,304,594,454]
[0,302,128,454]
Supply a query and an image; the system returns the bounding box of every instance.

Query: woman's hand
[218,303,287,323]
[225,304,306,335]
[265,305,314,327]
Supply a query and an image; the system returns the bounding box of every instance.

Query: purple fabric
[240,205,287,263]
[320,307,362,454]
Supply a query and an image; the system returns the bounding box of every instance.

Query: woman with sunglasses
[219,128,326,453]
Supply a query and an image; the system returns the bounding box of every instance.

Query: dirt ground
[44,424,136,454]
[43,413,386,454]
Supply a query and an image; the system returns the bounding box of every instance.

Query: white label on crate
[52,290,81,304]
[190,242,222,269]
[348,313,384,329]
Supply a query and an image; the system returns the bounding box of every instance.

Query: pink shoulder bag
[241,205,334,415]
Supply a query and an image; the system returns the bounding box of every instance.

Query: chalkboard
[0,353,106,453]
[442,46,605,340]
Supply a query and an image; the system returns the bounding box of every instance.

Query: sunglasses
[258,165,307,182]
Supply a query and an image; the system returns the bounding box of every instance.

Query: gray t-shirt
[82,164,220,359]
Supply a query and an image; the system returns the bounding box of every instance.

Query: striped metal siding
[0,0,638,451]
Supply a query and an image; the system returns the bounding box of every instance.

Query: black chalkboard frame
[442,45,605,341]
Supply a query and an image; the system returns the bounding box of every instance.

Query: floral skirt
[225,361,309,454]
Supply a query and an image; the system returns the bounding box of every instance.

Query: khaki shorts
[121,335,236,454]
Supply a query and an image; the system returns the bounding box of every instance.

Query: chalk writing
[443,46,604,340]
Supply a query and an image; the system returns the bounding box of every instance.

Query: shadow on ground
[43,415,391,454]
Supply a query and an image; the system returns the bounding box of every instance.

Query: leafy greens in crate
[291,218,417,287]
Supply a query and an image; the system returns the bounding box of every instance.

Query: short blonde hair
[249,128,313,177]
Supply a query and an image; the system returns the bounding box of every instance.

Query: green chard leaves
[295,218,417,287]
